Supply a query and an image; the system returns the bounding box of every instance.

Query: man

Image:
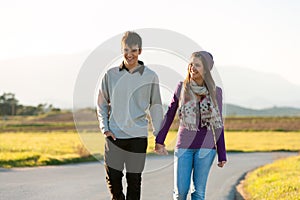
[97,31,163,200]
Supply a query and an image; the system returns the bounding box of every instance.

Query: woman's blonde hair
[183,51,217,105]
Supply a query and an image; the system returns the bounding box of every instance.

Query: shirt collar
[119,60,145,75]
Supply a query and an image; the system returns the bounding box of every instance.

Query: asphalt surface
[0,152,297,200]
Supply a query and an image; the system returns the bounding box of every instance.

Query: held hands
[104,131,116,140]
[154,143,168,155]
[217,161,226,168]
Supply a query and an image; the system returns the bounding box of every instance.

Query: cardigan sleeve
[155,82,182,145]
[216,87,227,162]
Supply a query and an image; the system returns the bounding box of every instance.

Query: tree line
[0,93,60,116]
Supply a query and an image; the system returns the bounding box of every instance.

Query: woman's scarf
[178,80,223,131]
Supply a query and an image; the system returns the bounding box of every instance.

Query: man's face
[122,44,141,69]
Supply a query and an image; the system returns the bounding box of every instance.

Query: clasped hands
[154,143,168,155]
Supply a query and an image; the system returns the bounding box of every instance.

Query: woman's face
[189,57,205,81]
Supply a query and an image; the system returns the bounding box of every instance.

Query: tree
[0,93,19,116]
[0,92,61,116]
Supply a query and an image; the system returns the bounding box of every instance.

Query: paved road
[0,152,297,200]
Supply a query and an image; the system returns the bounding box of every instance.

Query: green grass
[1,131,300,168]
[243,155,300,200]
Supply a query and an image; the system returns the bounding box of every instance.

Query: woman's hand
[154,143,168,155]
[217,161,226,168]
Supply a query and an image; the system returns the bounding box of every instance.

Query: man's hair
[121,31,142,49]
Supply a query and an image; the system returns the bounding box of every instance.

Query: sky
[1,0,300,108]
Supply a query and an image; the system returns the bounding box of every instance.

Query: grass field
[224,131,300,152]
[224,116,300,131]
[0,132,96,168]
[243,155,300,200]
[1,114,299,199]
[1,131,300,168]
[1,113,300,132]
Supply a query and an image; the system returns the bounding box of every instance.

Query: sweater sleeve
[155,82,182,145]
[216,87,227,162]
[149,73,164,136]
[97,73,110,134]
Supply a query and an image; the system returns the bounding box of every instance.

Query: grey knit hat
[198,51,214,71]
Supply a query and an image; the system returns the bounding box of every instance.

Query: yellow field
[225,131,300,152]
[243,155,300,200]
[1,131,300,168]
[0,132,94,168]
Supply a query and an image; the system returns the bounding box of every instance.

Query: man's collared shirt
[119,60,145,75]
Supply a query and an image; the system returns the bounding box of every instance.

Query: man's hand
[154,143,168,155]
[104,131,116,141]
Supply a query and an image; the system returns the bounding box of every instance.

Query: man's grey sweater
[97,61,163,139]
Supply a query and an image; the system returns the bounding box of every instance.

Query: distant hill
[219,66,300,108]
[2,54,300,109]
[161,103,300,117]
[224,103,300,116]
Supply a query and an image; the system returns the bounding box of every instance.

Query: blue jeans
[173,148,216,200]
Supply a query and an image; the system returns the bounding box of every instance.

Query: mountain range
[1,53,300,111]
[223,103,300,116]
[218,66,300,109]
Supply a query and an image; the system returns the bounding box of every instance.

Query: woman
[155,51,227,200]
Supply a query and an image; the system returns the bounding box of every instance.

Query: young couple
[97,31,227,200]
